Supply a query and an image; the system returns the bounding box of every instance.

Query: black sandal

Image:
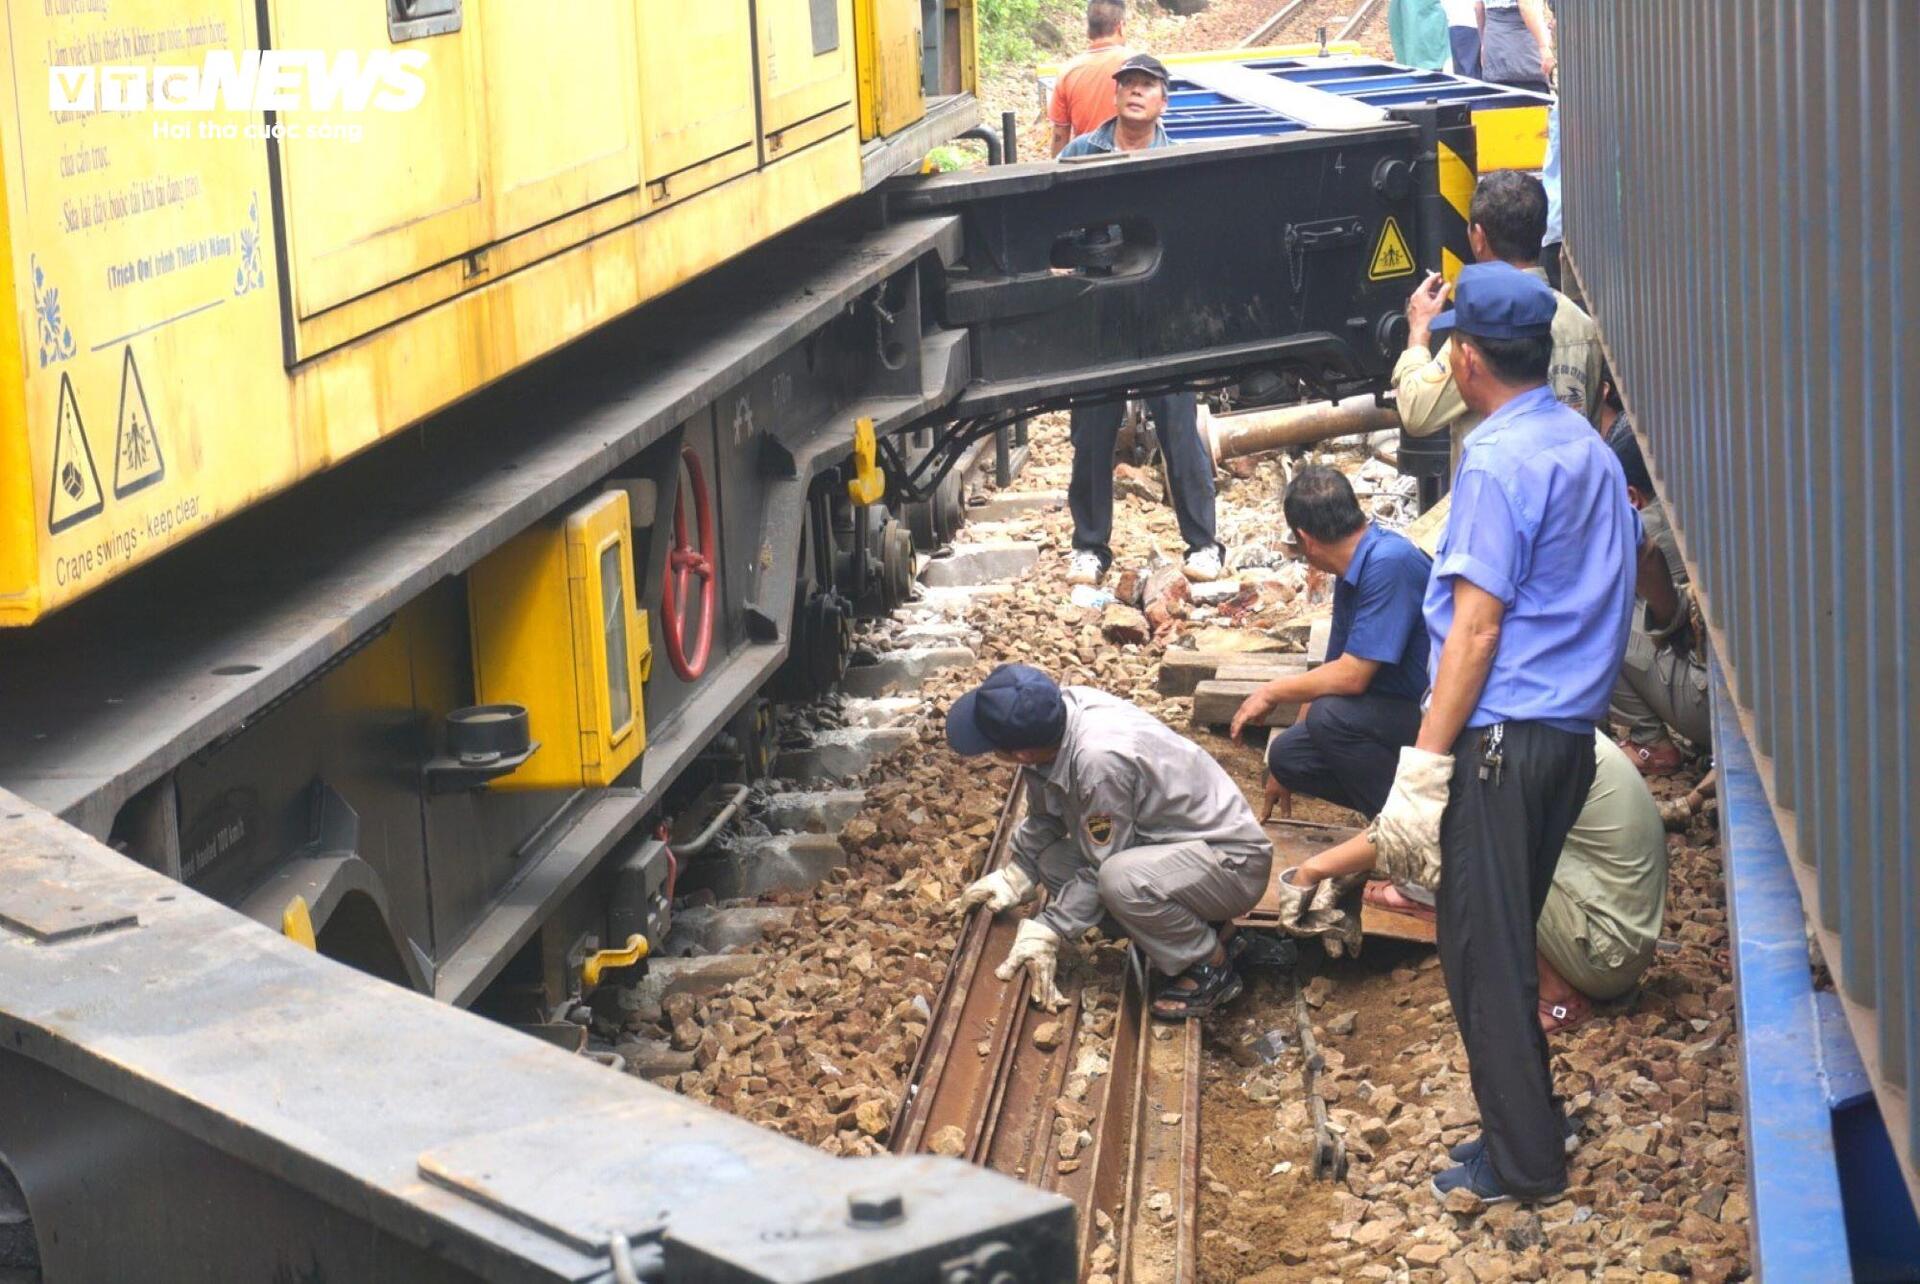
[1150,959,1244,1021]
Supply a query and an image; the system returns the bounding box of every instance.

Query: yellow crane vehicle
[0,9,1539,1279]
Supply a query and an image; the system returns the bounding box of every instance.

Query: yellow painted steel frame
[1473,104,1549,173]
[467,490,649,790]
[0,0,973,627]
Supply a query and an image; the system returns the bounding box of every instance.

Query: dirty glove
[955,864,1036,916]
[1271,869,1367,959]
[1369,747,1453,890]
[995,919,1067,1011]
[1299,872,1369,959]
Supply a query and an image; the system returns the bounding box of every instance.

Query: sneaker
[1182,545,1224,582]
[1619,736,1684,777]
[1448,1115,1580,1165]
[1066,550,1105,586]
[1429,1151,1561,1206]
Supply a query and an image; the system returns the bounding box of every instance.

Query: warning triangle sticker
[113,347,165,498]
[48,373,104,534]
[1368,216,1416,281]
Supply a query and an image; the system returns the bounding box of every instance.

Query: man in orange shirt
[1048,1,1134,155]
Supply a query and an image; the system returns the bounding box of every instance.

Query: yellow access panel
[635,0,757,203]
[758,0,856,150]
[855,0,924,140]
[478,0,640,241]
[468,490,650,790]
[269,1,489,320]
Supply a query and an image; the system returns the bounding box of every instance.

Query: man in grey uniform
[947,664,1272,1019]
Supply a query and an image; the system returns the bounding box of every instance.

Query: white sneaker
[1182,546,1224,582]
[1066,550,1105,586]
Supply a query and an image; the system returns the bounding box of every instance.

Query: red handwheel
[661,446,716,680]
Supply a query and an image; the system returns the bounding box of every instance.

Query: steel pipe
[1205,395,1401,463]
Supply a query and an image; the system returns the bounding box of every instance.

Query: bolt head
[847,1191,905,1228]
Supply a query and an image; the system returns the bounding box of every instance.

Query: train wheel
[662,446,717,681]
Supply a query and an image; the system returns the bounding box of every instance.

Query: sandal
[1363,881,1437,922]
[1538,994,1593,1035]
[1151,959,1245,1021]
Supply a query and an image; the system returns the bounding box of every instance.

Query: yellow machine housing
[0,0,978,626]
[467,490,650,790]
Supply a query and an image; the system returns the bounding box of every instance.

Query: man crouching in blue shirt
[1371,263,1639,1205]
[1230,467,1432,821]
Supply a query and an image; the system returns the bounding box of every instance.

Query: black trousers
[1436,720,1595,1196]
[1068,394,1217,568]
[1264,693,1422,818]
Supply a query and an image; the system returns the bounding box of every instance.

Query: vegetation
[978,0,1046,72]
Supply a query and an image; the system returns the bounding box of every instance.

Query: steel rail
[894,774,1201,1281]
[1240,0,1319,48]
[1334,0,1383,44]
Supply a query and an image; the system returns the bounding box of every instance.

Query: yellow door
[855,0,925,139]
[269,2,488,320]
[757,0,857,143]
[480,0,642,240]
[635,0,757,195]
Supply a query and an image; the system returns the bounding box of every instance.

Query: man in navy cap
[1059,53,1225,588]
[946,664,1271,1020]
[1370,262,1639,1204]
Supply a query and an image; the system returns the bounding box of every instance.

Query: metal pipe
[1206,396,1401,462]
[1000,110,1018,164]
[994,426,1012,487]
[955,126,1001,167]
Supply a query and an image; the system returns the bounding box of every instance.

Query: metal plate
[0,874,136,943]
[417,1105,680,1256]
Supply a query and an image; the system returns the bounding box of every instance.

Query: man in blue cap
[1371,262,1639,1204]
[1059,52,1225,588]
[946,664,1271,1019]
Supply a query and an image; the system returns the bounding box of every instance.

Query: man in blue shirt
[1371,263,1639,1205]
[1059,55,1223,586]
[1230,467,1432,820]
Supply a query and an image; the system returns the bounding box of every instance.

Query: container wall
[1558,0,1917,1198]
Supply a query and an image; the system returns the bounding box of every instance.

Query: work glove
[1369,747,1454,891]
[1270,868,1367,959]
[954,864,1036,916]
[995,919,1067,1012]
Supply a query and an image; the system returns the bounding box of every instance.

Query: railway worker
[1442,0,1482,77]
[1608,429,1711,775]
[1368,262,1639,1204]
[1477,0,1554,94]
[1394,169,1602,470]
[1060,54,1225,586]
[1228,467,1432,823]
[1388,0,1451,71]
[945,664,1273,1020]
[1048,1,1135,156]
[1275,733,1668,1035]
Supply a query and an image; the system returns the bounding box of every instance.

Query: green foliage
[922,144,975,173]
[978,0,1044,74]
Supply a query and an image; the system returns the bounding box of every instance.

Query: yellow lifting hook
[282,896,317,950]
[847,417,886,505]
[580,934,650,989]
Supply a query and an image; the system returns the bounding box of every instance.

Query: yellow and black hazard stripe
[1433,125,1477,280]
[1429,114,1478,282]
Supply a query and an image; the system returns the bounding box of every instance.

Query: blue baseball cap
[1431,262,1556,341]
[946,664,1067,756]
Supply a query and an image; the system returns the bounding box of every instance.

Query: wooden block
[1157,650,1308,696]
[1191,679,1299,729]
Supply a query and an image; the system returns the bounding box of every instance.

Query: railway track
[1241,0,1382,49]
[892,776,1202,1282]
